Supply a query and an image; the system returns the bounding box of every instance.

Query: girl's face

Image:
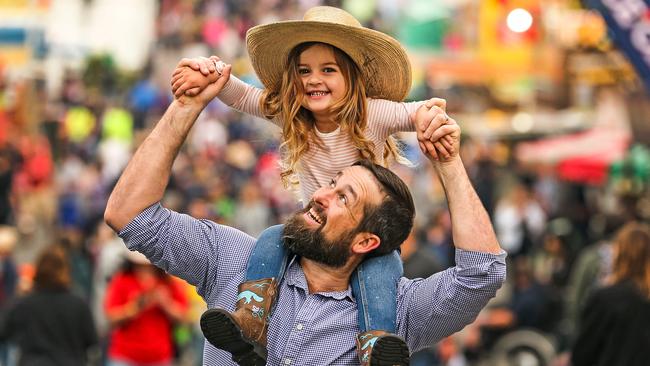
[298,44,346,121]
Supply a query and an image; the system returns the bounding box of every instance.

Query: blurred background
[0,0,649,365]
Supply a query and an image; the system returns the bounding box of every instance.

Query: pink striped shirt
[218,76,423,203]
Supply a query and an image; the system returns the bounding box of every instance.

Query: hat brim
[246,21,411,102]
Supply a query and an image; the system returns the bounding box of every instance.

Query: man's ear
[351,232,381,255]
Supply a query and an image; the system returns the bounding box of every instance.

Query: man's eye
[329,179,336,187]
[339,194,347,204]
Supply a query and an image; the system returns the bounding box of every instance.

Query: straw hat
[246,6,412,102]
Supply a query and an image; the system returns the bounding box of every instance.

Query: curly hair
[260,42,405,187]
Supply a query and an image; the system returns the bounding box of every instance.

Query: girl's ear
[351,232,380,255]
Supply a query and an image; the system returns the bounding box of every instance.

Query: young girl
[172,6,452,366]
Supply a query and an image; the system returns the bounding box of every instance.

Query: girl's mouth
[307,91,329,97]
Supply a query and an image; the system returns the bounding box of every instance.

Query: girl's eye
[323,67,336,73]
[298,68,310,75]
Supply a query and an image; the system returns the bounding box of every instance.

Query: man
[104,63,506,366]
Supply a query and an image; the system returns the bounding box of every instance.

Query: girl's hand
[414,103,448,159]
[176,56,222,75]
[174,63,232,108]
[415,98,449,159]
[171,56,230,98]
[414,102,460,162]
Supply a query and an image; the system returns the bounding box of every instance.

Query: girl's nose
[307,74,322,85]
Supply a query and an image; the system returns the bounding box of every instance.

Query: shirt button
[284,359,292,365]
[296,323,304,330]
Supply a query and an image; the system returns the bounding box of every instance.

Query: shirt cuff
[454,248,507,275]
[118,202,163,251]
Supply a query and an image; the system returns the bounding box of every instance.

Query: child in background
[172,6,454,366]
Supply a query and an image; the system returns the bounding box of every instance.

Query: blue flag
[586,0,650,91]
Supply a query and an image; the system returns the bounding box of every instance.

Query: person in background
[0,244,98,366]
[494,182,546,258]
[0,226,18,366]
[401,229,445,366]
[104,249,189,366]
[0,226,18,311]
[571,221,650,366]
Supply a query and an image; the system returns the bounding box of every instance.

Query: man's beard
[283,202,357,268]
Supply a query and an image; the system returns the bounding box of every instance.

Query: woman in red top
[105,250,189,366]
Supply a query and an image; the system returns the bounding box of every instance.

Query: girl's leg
[351,250,402,332]
[201,224,288,365]
[351,250,410,365]
[245,224,289,281]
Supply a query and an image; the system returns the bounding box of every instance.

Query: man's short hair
[353,160,415,256]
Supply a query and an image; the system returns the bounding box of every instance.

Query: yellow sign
[478,0,539,80]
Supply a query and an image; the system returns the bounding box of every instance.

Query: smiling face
[283,166,384,267]
[298,43,347,122]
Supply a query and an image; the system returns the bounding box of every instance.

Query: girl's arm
[368,98,454,160]
[171,56,275,124]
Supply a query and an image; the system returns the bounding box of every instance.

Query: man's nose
[312,186,334,206]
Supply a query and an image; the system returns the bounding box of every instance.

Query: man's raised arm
[104,63,232,232]
[415,105,501,254]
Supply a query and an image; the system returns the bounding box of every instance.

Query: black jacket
[0,289,97,366]
[572,280,650,366]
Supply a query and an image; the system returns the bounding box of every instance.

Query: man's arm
[104,65,231,232]
[398,106,505,352]
[414,104,501,254]
[434,158,501,253]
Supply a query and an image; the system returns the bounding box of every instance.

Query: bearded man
[105,65,506,366]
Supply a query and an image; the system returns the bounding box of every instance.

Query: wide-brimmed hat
[246,6,411,102]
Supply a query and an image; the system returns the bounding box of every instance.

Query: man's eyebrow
[342,183,358,204]
[333,172,358,203]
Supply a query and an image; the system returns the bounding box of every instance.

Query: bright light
[507,8,533,33]
[512,112,534,133]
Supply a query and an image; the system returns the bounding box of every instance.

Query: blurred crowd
[0,1,648,366]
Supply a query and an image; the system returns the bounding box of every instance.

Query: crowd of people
[0,1,648,366]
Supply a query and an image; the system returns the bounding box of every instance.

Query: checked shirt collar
[284,254,355,302]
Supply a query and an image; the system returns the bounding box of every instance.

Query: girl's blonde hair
[611,221,650,298]
[260,42,405,187]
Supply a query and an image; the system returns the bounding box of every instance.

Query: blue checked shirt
[119,203,506,366]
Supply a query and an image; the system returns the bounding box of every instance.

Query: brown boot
[201,278,277,366]
[356,330,410,366]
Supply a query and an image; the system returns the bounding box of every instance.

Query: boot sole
[200,308,267,366]
[370,335,410,366]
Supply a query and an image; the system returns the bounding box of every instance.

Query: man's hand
[170,56,231,107]
[414,100,460,163]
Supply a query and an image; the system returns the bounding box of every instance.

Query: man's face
[283,166,384,267]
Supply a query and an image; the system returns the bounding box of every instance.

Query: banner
[586,0,650,91]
